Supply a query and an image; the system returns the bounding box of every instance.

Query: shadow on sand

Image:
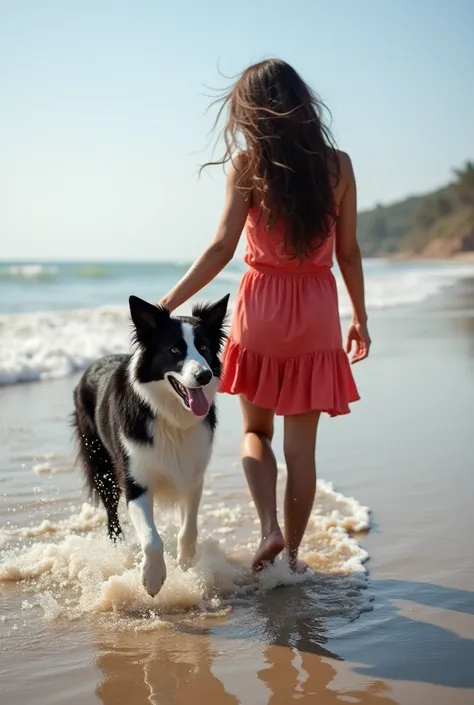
[339,578,474,688]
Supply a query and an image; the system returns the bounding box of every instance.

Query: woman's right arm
[335,152,371,363]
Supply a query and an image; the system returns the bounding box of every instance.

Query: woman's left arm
[158,160,249,312]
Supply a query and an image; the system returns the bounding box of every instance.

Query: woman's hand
[346,319,371,363]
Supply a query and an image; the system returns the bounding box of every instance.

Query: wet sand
[1,277,474,704]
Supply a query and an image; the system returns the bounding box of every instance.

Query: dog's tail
[71,381,122,540]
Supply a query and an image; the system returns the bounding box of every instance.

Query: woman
[159,59,370,572]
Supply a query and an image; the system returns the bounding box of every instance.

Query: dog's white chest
[122,420,213,500]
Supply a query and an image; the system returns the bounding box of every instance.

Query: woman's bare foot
[287,551,311,574]
[289,558,310,574]
[252,531,286,571]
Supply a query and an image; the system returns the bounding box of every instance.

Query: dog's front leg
[178,481,203,570]
[127,487,167,597]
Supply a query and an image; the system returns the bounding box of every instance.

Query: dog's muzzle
[168,375,212,416]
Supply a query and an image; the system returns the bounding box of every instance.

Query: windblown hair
[203,59,340,261]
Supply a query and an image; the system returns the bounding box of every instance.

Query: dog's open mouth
[168,376,210,417]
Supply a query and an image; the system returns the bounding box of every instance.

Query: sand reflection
[92,580,398,705]
[93,626,239,705]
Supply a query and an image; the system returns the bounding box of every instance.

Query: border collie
[72,294,229,597]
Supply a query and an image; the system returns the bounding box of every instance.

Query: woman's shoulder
[229,152,254,204]
[335,150,354,177]
[230,151,250,174]
[332,150,355,201]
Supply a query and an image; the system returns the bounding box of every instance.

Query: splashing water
[0,478,371,630]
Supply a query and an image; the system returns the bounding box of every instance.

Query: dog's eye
[170,347,180,355]
[200,344,208,352]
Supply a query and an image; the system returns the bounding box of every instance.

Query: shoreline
[388,251,474,263]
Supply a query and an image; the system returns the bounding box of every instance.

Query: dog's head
[129,294,229,420]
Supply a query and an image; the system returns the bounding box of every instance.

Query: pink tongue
[186,387,210,416]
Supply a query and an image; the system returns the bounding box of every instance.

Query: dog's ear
[192,294,230,341]
[129,296,169,342]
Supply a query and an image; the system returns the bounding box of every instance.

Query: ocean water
[2,259,474,704]
[0,471,371,626]
[1,257,473,386]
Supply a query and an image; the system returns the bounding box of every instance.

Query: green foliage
[358,161,474,256]
[452,161,474,206]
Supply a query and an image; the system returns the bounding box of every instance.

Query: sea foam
[0,478,370,628]
[0,306,129,385]
[1,260,472,387]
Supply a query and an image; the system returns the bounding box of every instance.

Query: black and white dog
[72,294,229,597]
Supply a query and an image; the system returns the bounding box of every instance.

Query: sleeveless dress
[219,208,360,416]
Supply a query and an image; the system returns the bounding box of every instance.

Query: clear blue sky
[1,0,473,260]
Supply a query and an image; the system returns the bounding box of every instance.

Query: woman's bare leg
[283,411,321,572]
[240,397,285,570]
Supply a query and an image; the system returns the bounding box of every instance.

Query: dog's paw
[178,538,196,571]
[178,552,195,571]
[141,545,167,597]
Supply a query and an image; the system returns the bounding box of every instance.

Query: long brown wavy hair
[203,59,340,261]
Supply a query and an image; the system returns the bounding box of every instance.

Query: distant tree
[369,216,388,243]
[434,195,453,218]
[453,161,474,206]
[415,199,437,230]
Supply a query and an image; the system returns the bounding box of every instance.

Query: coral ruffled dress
[220,208,360,416]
